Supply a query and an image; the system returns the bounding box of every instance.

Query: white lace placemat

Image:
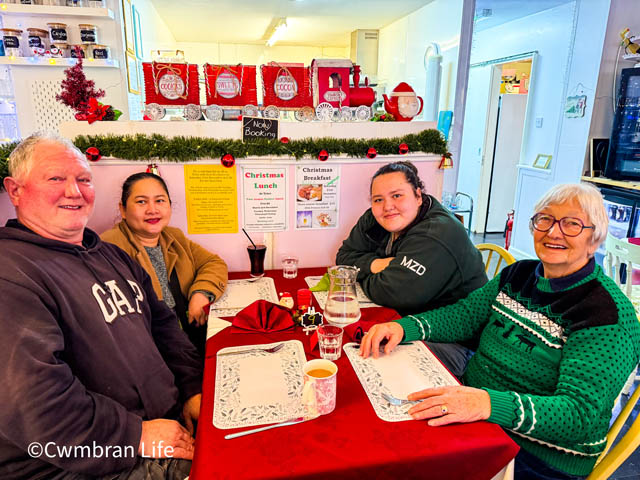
[209,277,279,318]
[304,276,380,309]
[344,341,458,422]
[213,340,307,429]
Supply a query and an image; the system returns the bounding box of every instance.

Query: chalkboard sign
[242,116,278,142]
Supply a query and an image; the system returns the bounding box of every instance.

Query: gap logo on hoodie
[92,279,144,323]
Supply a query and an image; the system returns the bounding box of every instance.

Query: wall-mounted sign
[184,164,238,234]
[242,116,278,142]
[242,167,287,232]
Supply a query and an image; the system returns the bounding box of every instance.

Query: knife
[224,417,307,440]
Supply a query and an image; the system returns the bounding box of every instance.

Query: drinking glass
[317,325,343,361]
[281,255,299,279]
[247,244,266,277]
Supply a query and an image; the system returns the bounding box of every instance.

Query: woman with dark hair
[336,161,487,376]
[101,172,228,356]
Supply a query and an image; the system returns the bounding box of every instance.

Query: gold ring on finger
[441,405,448,415]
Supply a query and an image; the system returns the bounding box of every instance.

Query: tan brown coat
[101,221,227,302]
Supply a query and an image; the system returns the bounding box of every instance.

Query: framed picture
[533,154,552,169]
[133,5,143,59]
[126,52,140,94]
[565,94,587,118]
[122,0,135,55]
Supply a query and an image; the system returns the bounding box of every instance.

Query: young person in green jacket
[360,183,640,479]
[337,161,487,376]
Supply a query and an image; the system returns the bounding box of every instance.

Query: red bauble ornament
[146,163,159,175]
[399,143,409,155]
[85,146,101,162]
[221,153,235,168]
[280,136,290,144]
[318,149,329,161]
[366,147,377,159]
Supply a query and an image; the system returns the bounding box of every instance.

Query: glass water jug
[324,265,361,326]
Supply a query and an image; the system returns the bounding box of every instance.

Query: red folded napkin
[231,300,294,333]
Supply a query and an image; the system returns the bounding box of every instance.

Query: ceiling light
[266,18,287,47]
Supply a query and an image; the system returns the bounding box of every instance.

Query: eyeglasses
[530,213,594,237]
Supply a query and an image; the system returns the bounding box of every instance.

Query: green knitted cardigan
[397,259,640,476]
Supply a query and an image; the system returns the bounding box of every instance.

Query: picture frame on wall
[126,53,140,94]
[122,0,135,55]
[133,5,143,59]
[533,154,552,169]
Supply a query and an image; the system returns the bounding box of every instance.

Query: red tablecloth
[191,268,519,480]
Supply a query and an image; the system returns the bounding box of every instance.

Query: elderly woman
[102,172,228,356]
[360,183,640,479]
[337,161,487,376]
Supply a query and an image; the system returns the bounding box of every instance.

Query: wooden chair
[603,233,640,395]
[476,243,516,279]
[587,384,640,479]
[603,233,640,315]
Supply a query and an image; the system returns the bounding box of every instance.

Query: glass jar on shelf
[26,28,48,56]
[1,29,23,57]
[90,44,109,59]
[87,0,103,6]
[70,44,87,58]
[78,24,98,44]
[47,23,68,44]
[66,0,84,6]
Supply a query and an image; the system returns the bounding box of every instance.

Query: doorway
[456,53,536,235]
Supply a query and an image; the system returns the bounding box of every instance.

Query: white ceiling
[148,0,577,47]
[149,0,436,47]
[474,0,575,32]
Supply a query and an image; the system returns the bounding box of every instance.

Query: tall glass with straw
[243,228,266,278]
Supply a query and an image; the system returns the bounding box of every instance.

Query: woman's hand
[359,322,404,359]
[370,257,394,274]
[188,292,210,326]
[407,386,491,426]
[182,393,202,435]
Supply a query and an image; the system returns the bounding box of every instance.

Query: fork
[217,343,285,357]
[381,392,419,406]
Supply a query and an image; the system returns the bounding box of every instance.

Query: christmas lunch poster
[242,166,287,232]
[184,165,238,234]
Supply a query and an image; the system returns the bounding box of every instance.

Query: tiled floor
[469,232,640,478]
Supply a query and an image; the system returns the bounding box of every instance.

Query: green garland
[0,128,447,188]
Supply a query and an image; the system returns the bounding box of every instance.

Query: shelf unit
[581,176,640,192]
[0,3,114,19]
[0,56,118,67]
[0,0,124,137]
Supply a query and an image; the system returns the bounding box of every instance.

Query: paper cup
[302,359,337,415]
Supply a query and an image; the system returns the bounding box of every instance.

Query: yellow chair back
[587,385,640,479]
[475,243,516,279]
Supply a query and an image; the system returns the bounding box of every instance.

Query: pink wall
[0,158,443,272]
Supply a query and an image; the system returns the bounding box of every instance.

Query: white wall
[377,0,463,113]
[127,0,177,119]
[509,0,612,257]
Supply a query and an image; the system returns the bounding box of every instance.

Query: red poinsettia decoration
[83,97,122,124]
[86,98,109,124]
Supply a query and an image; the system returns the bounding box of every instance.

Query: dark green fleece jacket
[336,195,487,315]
